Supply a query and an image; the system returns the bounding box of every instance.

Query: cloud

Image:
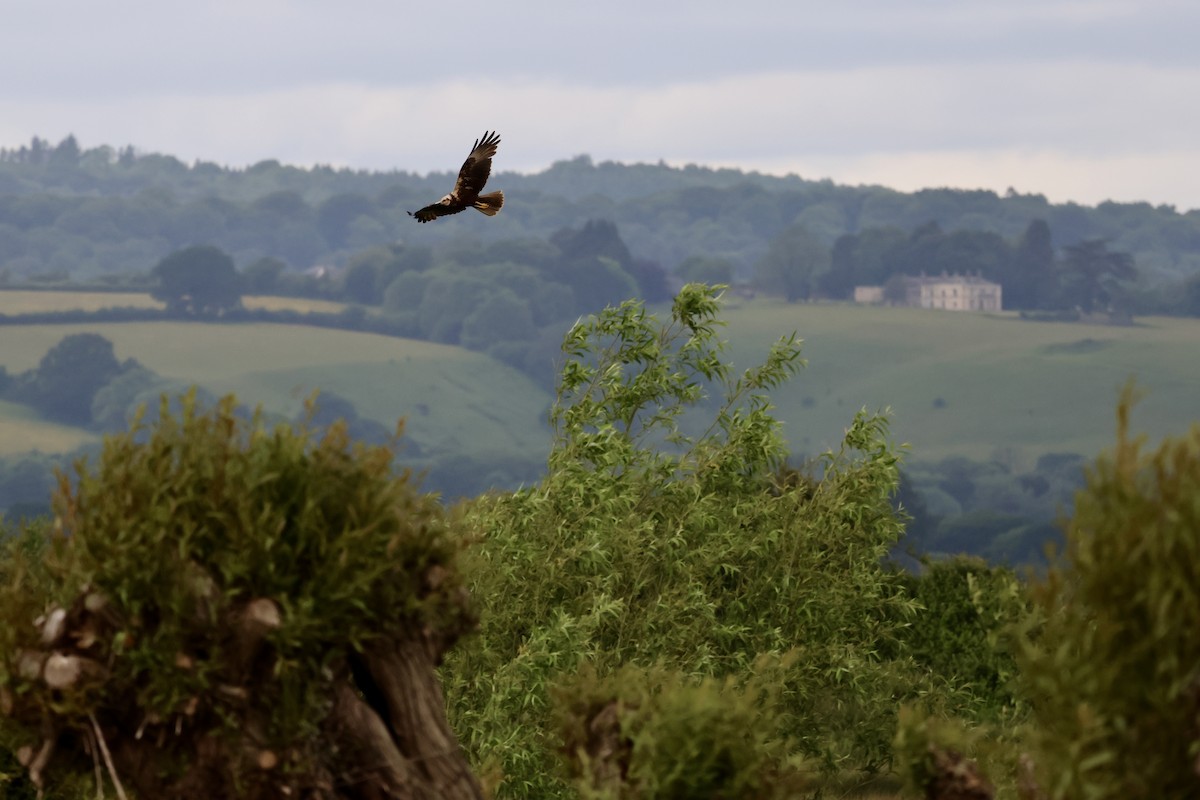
[722,148,1200,209]
[3,2,1199,212]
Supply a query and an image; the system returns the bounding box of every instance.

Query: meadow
[2,291,1198,469]
[0,290,346,315]
[721,300,1200,463]
[0,319,551,461]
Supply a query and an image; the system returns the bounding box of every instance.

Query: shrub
[0,391,482,798]
[553,661,809,799]
[443,285,918,797]
[1017,386,1200,799]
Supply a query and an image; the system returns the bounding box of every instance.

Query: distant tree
[0,455,57,514]
[383,270,435,313]
[486,237,559,270]
[342,244,432,305]
[755,222,830,301]
[316,193,377,249]
[341,257,384,305]
[888,221,946,277]
[822,226,910,300]
[676,255,734,285]
[543,221,642,312]
[938,229,1012,282]
[460,288,537,351]
[252,189,311,220]
[1182,273,1200,317]
[550,219,634,269]
[626,258,672,303]
[90,365,176,431]
[152,244,242,315]
[1059,238,1137,314]
[820,234,859,299]
[417,273,495,343]
[24,333,126,425]
[49,134,81,168]
[1009,219,1057,309]
[560,256,640,313]
[241,256,287,295]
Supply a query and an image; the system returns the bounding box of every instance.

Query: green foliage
[443,285,917,797]
[896,557,1028,717]
[1182,271,1200,317]
[0,390,470,788]
[460,288,537,351]
[151,244,242,316]
[553,661,808,799]
[241,255,287,294]
[11,332,126,425]
[754,222,830,301]
[1017,386,1200,799]
[674,255,734,286]
[1058,238,1137,315]
[891,705,1022,799]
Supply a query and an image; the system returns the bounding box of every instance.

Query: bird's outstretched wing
[451,131,500,200]
[409,202,467,223]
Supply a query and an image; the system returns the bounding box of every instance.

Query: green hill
[721,300,1200,462]
[0,321,552,463]
[2,300,1197,470]
[0,399,97,456]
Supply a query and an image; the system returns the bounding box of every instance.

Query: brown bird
[408,131,505,223]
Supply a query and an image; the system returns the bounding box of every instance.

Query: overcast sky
[2,0,1198,209]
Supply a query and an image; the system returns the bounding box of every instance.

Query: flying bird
[408,131,505,223]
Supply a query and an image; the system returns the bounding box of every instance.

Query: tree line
[2,135,1199,311]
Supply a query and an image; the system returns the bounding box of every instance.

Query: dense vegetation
[2,135,1199,314]
[1,133,1197,564]
[2,292,1196,798]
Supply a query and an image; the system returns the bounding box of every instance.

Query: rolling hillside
[2,292,1198,470]
[0,320,552,463]
[721,300,1200,463]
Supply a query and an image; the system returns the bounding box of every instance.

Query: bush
[1017,386,1200,799]
[443,285,919,797]
[553,661,809,799]
[896,557,1028,718]
[0,391,482,798]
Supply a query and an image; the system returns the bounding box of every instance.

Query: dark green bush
[553,661,809,799]
[896,556,1028,718]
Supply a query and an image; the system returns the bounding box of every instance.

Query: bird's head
[439,194,454,205]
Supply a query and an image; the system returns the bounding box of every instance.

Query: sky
[2,0,1198,210]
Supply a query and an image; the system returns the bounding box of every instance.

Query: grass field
[721,299,1200,463]
[0,322,551,460]
[0,290,346,315]
[1,295,1197,466]
[0,400,97,456]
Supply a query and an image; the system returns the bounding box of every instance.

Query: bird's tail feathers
[473,191,504,217]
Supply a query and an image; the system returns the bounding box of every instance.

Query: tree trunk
[357,637,485,800]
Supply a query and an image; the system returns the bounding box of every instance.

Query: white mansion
[854,272,1002,312]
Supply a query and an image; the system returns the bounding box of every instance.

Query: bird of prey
[408,131,505,223]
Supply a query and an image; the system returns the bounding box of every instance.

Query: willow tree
[0,393,482,799]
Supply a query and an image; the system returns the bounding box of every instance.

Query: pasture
[0,321,551,460]
[722,300,1200,463]
[0,399,97,456]
[0,290,346,315]
[2,291,1197,467]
